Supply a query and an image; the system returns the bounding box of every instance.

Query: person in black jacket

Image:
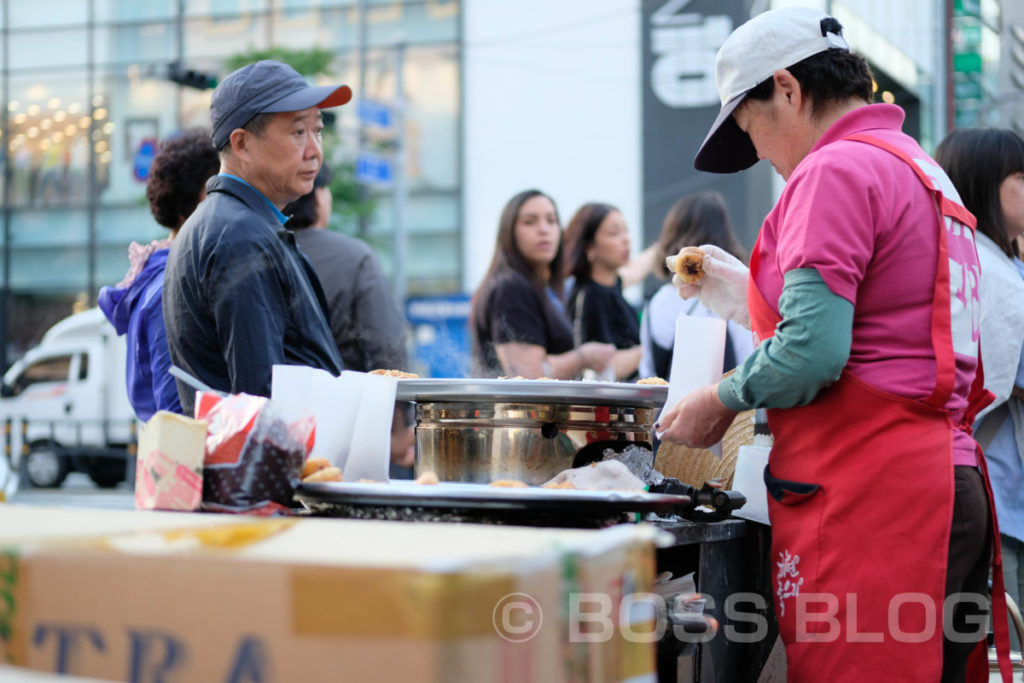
[285,166,408,373]
[563,202,643,381]
[163,60,351,415]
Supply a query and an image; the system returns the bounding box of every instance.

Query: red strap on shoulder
[843,133,977,230]
[841,132,962,408]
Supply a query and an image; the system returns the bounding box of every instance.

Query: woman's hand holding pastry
[655,384,736,448]
[669,244,751,330]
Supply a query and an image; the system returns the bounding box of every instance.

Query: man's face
[313,185,333,227]
[243,107,323,207]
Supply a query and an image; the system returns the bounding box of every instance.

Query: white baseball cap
[693,6,849,173]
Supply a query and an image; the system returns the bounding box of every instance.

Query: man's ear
[227,128,248,158]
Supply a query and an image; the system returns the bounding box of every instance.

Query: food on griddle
[415,471,440,485]
[303,466,342,483]
[369,369,420,378]
[636,377,668,385]
[673,246,706,284]
[489,479,529,488]
[301,456,332,479]
[542,480,576,490]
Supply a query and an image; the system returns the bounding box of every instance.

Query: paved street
[7,472,134,510]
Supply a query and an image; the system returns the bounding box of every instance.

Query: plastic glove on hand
[655,383,736,448]
[667,244,750,330]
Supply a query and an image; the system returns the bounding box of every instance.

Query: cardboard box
[0,505,238,544]
[0,664,108,682]
[134,412,206,511]
[0,506,663,682]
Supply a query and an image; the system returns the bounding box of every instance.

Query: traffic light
[166,62,218,90]
[321,110,336,131]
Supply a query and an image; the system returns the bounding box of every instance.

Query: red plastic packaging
[195,392,316,515]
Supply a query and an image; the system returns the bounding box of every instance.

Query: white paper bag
[272,365,352,467]
[731,445,771,525]
[271,366,396,481]
[340,371,397,483]
[657,314,727,444]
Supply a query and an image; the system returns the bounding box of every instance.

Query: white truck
[0,307,138,492]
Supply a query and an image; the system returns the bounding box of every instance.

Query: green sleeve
[718,268,852,411]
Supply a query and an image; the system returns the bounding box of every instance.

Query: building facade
[0,0,462,370]
[2,0,1022,375]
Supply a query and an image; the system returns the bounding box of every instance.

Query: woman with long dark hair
[640,191,752,379]
[936,128,1024,651]
[470,189,614,378]
[563,202,643,380]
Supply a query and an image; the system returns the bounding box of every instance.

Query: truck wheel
[88,460,126,489]
[20,442,69,488]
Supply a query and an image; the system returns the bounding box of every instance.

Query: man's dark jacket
[163,175,343,415]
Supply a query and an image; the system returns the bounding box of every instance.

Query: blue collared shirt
[218,173,288,224]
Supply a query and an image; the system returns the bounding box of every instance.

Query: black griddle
[295,480,692,528]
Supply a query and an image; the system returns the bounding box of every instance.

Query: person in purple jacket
[98,129,219,420]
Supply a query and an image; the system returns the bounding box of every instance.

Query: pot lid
[395,378,668,408]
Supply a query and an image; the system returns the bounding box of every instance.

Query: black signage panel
[641,0,772,259]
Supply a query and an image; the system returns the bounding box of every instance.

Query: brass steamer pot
[396,379,668,486]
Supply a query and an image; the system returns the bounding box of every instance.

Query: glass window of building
[0,0,463,373]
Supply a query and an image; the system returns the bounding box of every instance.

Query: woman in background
[471,189,614,379]
[640,191,752,379]
[563,202,643,380]
[936,128,1024,650]
[98,129,219,420]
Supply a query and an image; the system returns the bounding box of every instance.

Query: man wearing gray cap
[163,60,350,415]
[655,7,1012,682]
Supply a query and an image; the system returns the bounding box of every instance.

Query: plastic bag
[601,443,664,487]
[195,392,316,515]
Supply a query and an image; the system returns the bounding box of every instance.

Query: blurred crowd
[468,188,752,383]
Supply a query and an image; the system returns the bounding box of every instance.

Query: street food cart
[1,377,776,682]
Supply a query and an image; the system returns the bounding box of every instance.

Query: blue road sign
[358,99,393,130]
[406,294,472,378]
[355,152,393,186]
[132,138,158,182]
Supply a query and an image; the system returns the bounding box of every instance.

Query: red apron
[747,133,1012,682]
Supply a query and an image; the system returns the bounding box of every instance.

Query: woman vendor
[656,7,1012,682]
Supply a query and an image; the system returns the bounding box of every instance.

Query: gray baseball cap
[211,60,352,150]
